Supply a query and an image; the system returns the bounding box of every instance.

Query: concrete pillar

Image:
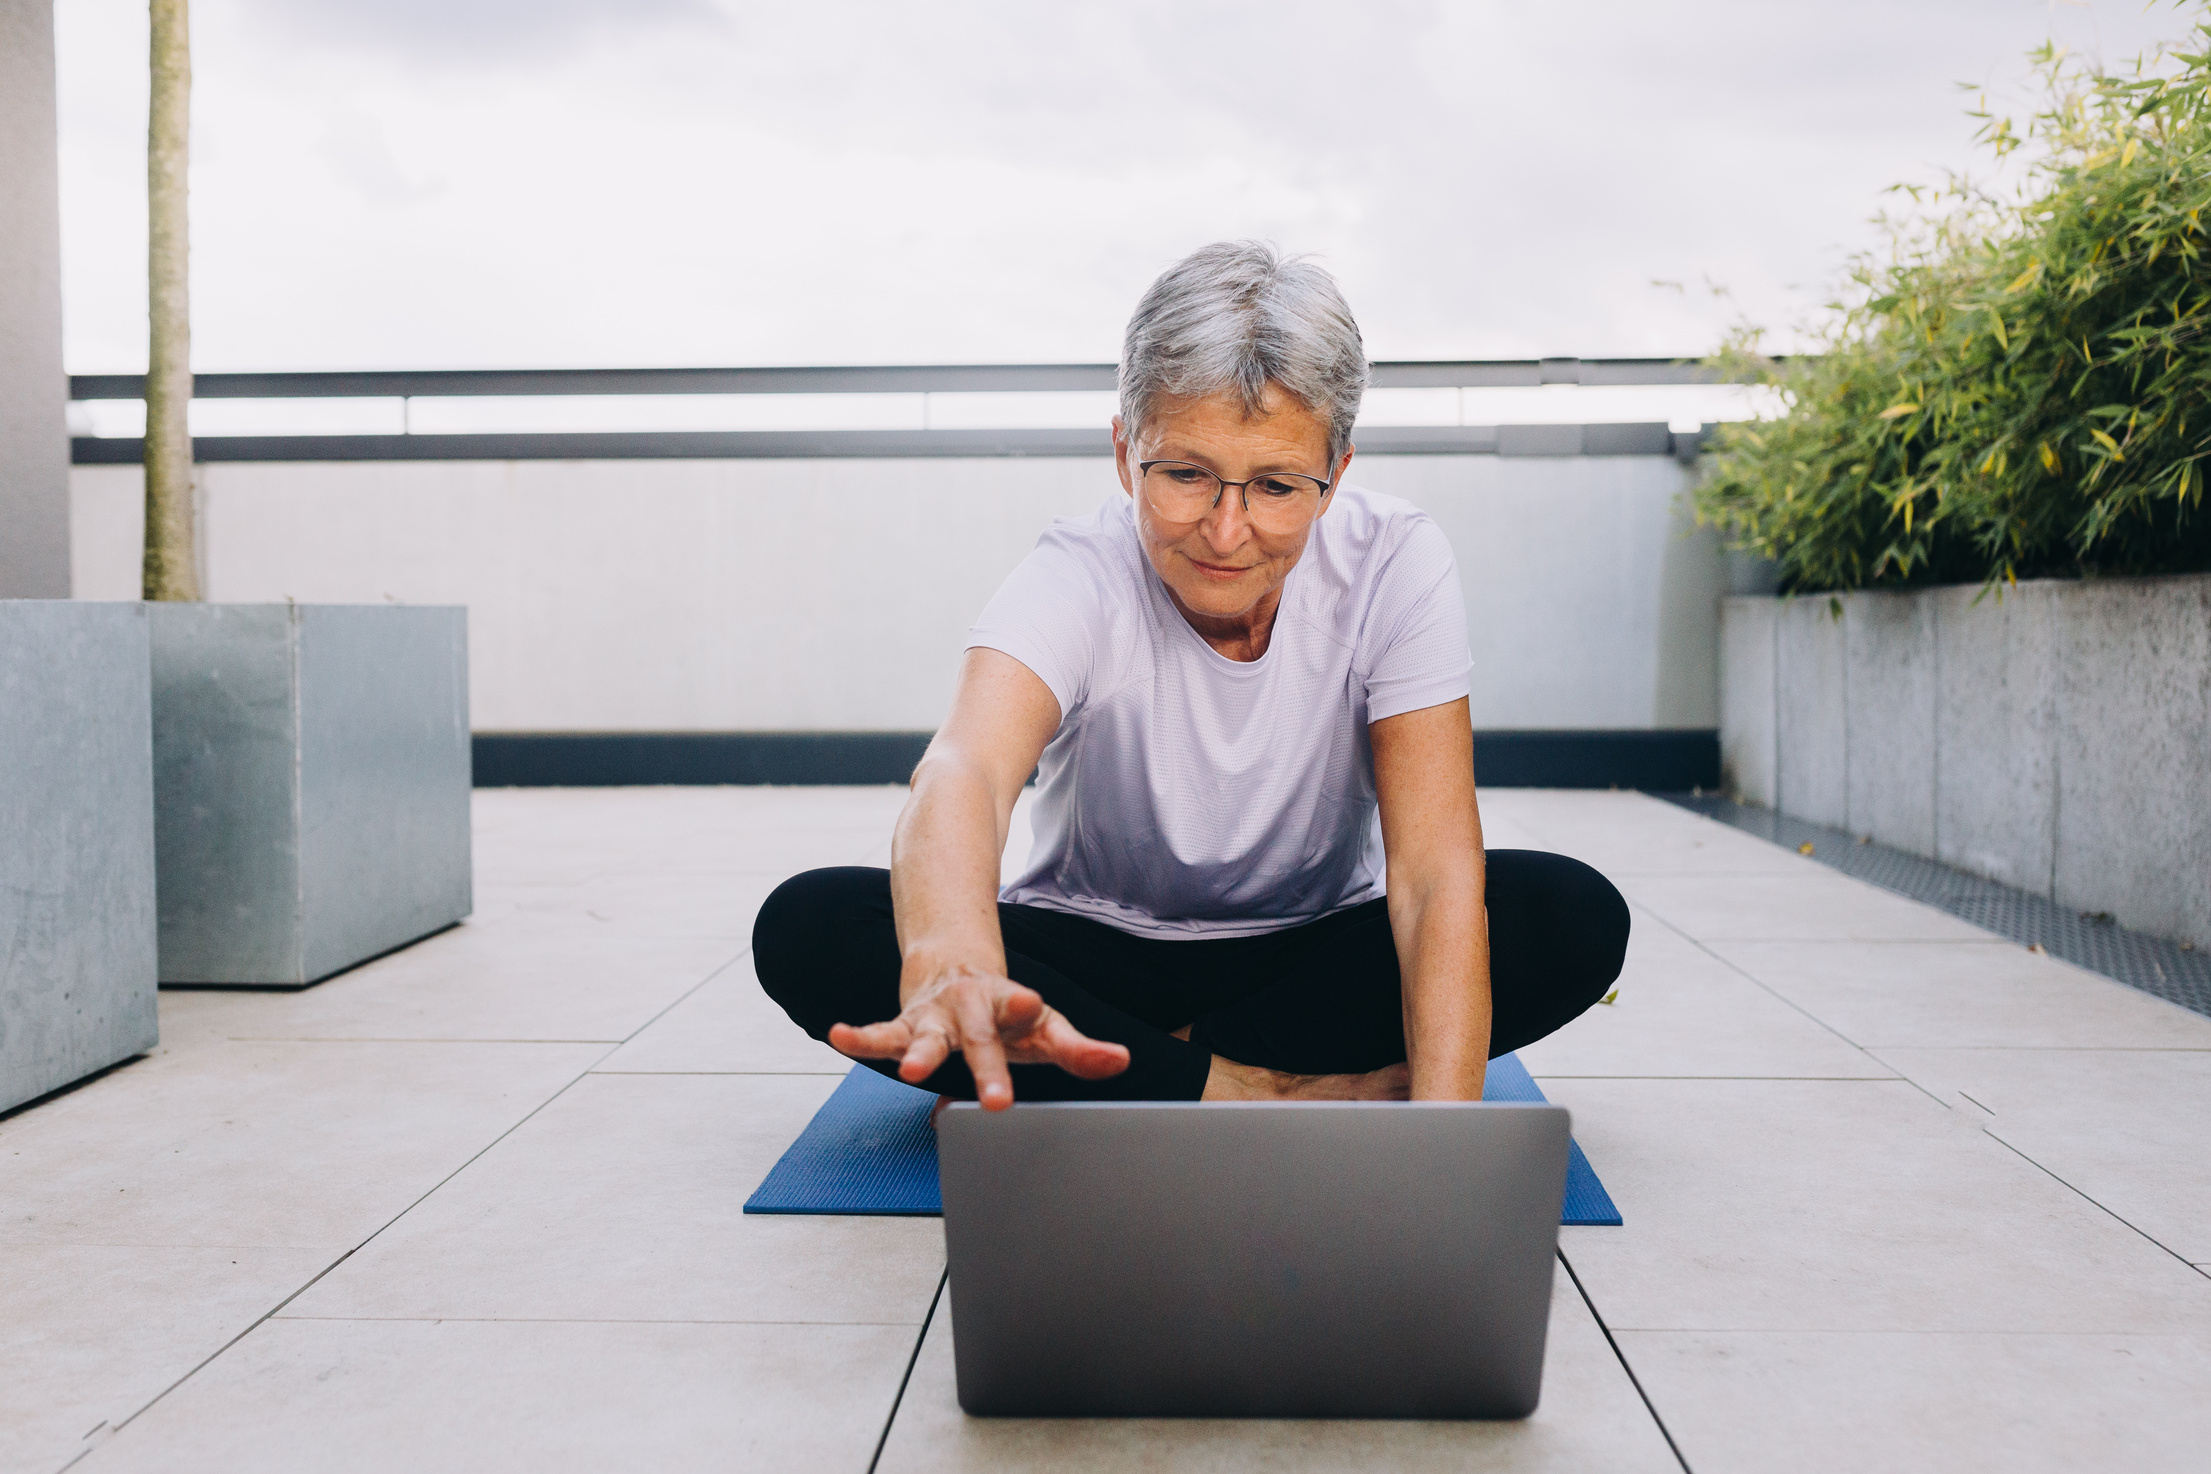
[0,0,72,598]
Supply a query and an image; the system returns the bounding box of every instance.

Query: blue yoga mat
[744,1053,1622,1226]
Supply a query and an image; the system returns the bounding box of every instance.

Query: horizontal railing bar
[70,423,1710,465]
[67,357,1739,401]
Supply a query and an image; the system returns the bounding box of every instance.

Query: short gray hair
[1118,241,1369,469]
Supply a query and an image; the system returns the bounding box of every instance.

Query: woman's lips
[1188,557,1251,579]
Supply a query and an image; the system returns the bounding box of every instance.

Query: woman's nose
[1202,486,1252,547]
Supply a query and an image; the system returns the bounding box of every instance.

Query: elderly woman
[755,242,1627,1109]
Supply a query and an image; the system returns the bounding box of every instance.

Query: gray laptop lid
[937,1101,1570,1419]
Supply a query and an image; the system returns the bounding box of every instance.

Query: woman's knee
[1488,849,1630,1004]
[751,866,895,1017]
[1563,857,1631,1000]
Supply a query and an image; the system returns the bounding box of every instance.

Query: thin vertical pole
[143,0,198,601]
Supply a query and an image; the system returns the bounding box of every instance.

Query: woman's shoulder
[1015,497,1155,610]
[972,497,1153,709]
[1031,494,1142,565]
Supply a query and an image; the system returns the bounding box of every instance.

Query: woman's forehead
[1137,388,1331,463]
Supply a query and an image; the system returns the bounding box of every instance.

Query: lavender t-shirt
[967,483,1472,939]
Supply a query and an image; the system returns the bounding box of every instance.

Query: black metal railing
[68,357,1737,463]
[69,356,1726,401]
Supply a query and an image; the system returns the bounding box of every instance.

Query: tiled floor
[5,787,2208,1473]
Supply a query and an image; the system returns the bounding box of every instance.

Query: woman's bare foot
[1200,1056,1411,1102]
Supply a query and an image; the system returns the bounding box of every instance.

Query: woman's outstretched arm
[1371,697,1491,1100]
[826,647,1129,1108]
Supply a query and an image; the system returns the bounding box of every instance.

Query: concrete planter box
[1721,574,2211,948]
[151,604,473,987]
[1,602,157,1113]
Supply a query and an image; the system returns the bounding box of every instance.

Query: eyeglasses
[1136,460,1334,534]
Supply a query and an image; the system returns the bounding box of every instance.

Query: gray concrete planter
[1722,574,2211,948]
[1,602,157,1113]
[151,604,473,987]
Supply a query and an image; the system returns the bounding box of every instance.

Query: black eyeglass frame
[1135,460,1337,516]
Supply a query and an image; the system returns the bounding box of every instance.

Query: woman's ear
[1113,417,1136,496]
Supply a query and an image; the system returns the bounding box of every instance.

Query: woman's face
[1113,384,1351,628]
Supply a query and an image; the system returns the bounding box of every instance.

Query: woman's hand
[827,965,1131,1111]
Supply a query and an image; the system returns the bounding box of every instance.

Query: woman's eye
[1164,468,1210,485]
[1253,478,1302,498]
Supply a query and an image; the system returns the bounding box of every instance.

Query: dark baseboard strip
[1657,793,2211,1019]
[1473,730,1718,790]
[473,731,937,787]
[472,728,1718,791]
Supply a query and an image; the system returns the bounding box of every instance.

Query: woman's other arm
[1371,696,1490,1100]
[826,647,1130,1108]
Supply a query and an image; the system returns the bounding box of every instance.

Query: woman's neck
[1163,581,1285,663]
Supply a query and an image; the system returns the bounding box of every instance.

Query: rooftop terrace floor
[7,787,2211,1473]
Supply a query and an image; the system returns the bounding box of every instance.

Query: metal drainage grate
[1653,793,2211,1020]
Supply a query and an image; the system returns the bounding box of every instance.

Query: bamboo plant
[1697,12,2211,592]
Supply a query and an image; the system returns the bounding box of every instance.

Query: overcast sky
[51,0,2199,374]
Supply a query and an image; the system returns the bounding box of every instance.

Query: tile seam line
[1657,795,2211,1014]
[1977,1130,2211,1282]
[222,1037,629,1044]
[586,1069,853,1076]
[869,1267,947,1474]
[266,1315,935,1326]
[1623,900,1938,1104]
[1557,1249,1693,1474]
[1530,1074,1902,1081]
[62,942,757,1462]
[1602,1326,2211,1336]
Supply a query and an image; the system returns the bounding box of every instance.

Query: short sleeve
[1360,516,1473,723]
[966,524,1103,725]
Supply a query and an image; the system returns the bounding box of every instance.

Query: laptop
[936,1099,1571,1418]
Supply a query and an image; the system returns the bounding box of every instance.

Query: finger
[897,1023,956,1086]
[992,992,1130,1079]
[994,984,1047,1039]
[959,988,1016,1111]
[827,1019,913,1060]
[1034,1010,1132,1079]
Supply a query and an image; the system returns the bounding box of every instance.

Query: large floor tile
[79,1316,916,1474]
[1493,792,1811,879]
[594,955,850,1074]
[470,871,779,939]
[282,1072,944,1325]
[1544,1077,2211,1334]
[466,786,904,887]
[1475,815,1548,851]
[158,923,746,1046]
[476,783,908,838]
[875,1263,1679,1473]
[0,1039,604,1250]
[1621,873,1992,942]
[1709,940,2211,1050]
[475,830,894,891]
[1517,908,1888,1079]
[0,1244,330,1474]
[1477,789,1689,830]
[1872,1046,2211,1264]
[1617,1328,2211,1474]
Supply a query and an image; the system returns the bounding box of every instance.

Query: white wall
[0,0,71,598]
[71,452,1719,733]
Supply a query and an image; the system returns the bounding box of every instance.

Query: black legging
[753,852,1628,1102]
